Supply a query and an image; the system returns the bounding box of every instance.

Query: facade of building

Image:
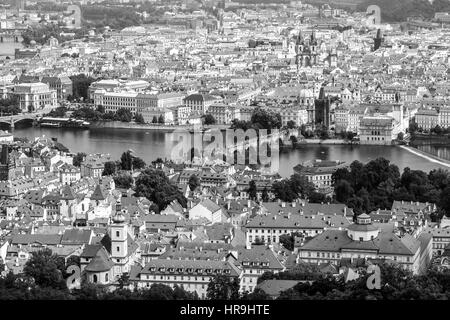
[359,116,401,145]
[245,210,351,247]
[130,259,241,299]
[13,83,57,111]
[297,214,428,275]
[294,160,348,194]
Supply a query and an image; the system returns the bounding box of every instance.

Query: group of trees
[357,0,450,23]
[69,74,96,102]
[101,151,146,188]
[72,106,136,123]
[203,114,216,125]
[267,263,450,300]
[151,115,165,124]
[409,122,450,135]
[231,108,282,130]
[45,106,68,118]
[134,168,187,212]
[333,158,450,218]
[272,173,327,203]
[0,96,20,115]
[81,5,143,30]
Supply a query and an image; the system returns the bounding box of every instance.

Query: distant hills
[356,0,450,22]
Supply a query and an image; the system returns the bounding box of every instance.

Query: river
[10,126,450,177]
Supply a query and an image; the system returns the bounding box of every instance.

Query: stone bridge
[0,113,42,128]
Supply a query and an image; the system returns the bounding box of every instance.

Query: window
[116,246,120,252]
[93,275,97,283]
[105,273,109,282]
[116,231,120,237]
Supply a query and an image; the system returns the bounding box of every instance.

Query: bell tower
[110,210,128,276]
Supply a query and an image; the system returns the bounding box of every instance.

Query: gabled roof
[85,246,114,272]
[61,185,76,200]
[61,228,92,245]
[90,184,107,201]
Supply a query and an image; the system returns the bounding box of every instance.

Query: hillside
[357,0,450,22]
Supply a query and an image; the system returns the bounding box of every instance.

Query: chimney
[227,200,231,210]
[248,199,251,209]
[281,202,286,208]
[292,201,296,207]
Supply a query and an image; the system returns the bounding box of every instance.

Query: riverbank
[411,133,450,145]
[298,138,354,145]
[399,145,450,168]
[90,121,230,132]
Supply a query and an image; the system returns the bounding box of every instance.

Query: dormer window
[176,268,183,273]
[159,267,166,272]
[168,268,174,272]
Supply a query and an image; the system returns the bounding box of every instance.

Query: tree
[203,114,216,125]
[134,168,187,211]
[409,121,419,134]
[248,180,257,200]
[70,74,95,102]
[135,113,145,124]
[397,132,404,141]
[120,151,133,171]
[102,161,116,176]
[188,174,200,191]
[262,188,270,202]
[133,157,146,170]
[206,275,240,300]
[73,152,86,167]
[279,234,295,251]
[433,125,443,135]
[286,120,297,129]
[116,108,132,122]
[120,151,145,171]
[23,248,67,290]
[158,114,164,124]
[114,172,133,189]
[439,186,450,217]
[152,116,158,124]
[96,105,105,114]
[335,180,354,203]
[251,108,282,129]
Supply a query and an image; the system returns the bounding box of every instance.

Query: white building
[13,82,57,111]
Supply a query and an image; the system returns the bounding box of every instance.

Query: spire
[0,144,9,165]
[90,184,107,201]
[296,30,303,44]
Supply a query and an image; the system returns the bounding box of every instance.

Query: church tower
[295,30,319,69]
[110,210,128,276]
[373,29,383,51]
[0,144,15,181]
